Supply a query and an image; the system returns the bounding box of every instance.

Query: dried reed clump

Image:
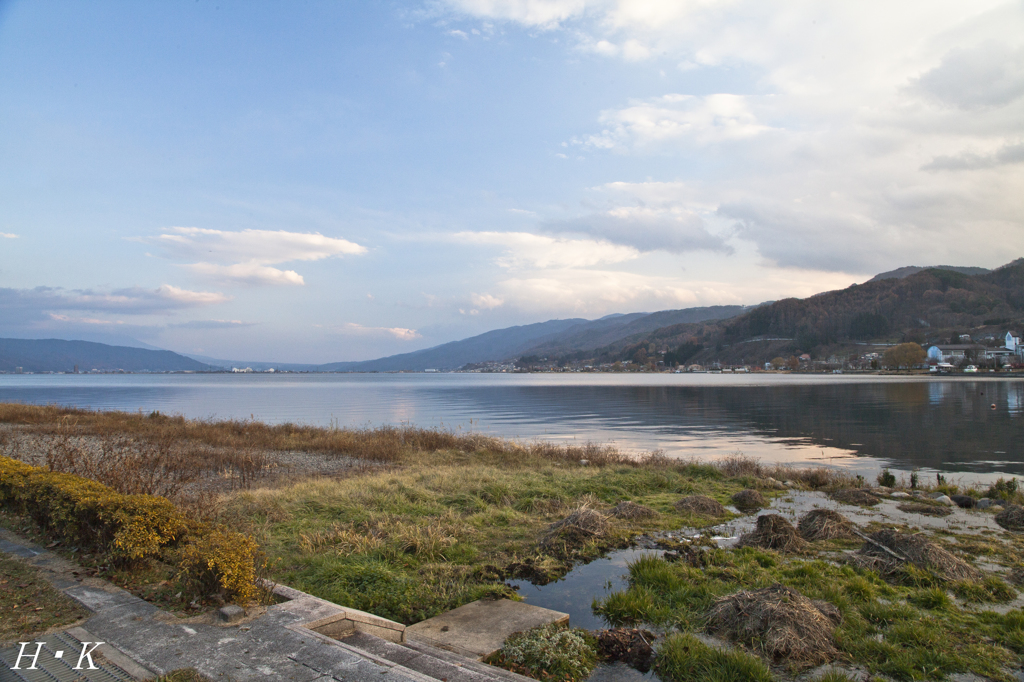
[732,489,767,512]
[798,509,856,541]
[706,584,841,665]
[41,420,271,503]
[738,514,808,553]
[716,454,766,478]
[996,505,1024,532]
[610,501,658,520]
[675,495,727,517]
[542,505,610,550]
[897,502,952,517]
[712,454,858,490]
[1010,567,1024,586]
[829,489,880,507]
[853,529,980,583]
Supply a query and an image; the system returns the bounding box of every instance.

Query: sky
[0,0,1022,363]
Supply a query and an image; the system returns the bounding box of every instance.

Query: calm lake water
[0,372,1022,482]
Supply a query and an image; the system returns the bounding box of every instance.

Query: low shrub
[0,454,263,605]
[176,529,266,604]
[486,623,598,682]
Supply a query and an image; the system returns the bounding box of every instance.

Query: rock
[579,459,589,466]
[934,495,955,506]
[912,490,925,497]
[890,492,911,499]
[977,498,993,509]
[218,605,245,624]
[928,492,947,500]
[950,494,976,509]
[783,480,796,488]
[991,505,1005,513]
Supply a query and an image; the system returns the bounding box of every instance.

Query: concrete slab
[405,599,569,661]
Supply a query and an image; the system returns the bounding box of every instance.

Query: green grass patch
[654,633,773,682]
[226,455,752,624]
[595,550,1024,681]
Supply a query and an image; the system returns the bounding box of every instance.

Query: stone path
[0,531,532,682]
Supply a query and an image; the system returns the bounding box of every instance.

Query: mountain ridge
[0,338,214,373]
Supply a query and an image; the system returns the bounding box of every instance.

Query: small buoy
[992,403,997,410]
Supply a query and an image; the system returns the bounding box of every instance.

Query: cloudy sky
[1,1,1022,363]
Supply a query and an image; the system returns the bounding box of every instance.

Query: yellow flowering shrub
[0,455,263,604]
[176,528,266,605]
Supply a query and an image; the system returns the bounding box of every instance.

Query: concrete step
[405,599,569,661]
[341,633,533,682]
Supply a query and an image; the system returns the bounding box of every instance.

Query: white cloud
[455,231,639,268]
[435,1,1024,274]
[169,319,255,330]
[340,323,422,340]
[0,232,17,239]
[157,227,366,264]
[470,293,504,309]
[48,313,122,326]
[913,43,1024,110]
[545,205,729,253]
[0,285,230,324]
[582,94,775,149]
[186,263,306,286]
[440,0,586,28]
[154,227,366,286]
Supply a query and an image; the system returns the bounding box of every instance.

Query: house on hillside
[926,344,986,364]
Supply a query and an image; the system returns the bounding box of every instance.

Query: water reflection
[0,374,1021,480]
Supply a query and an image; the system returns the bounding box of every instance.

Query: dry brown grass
[897,502,952,517]
[674,495,727,517]
[713,454,857,490]
[996,505,1024,532]
[732,489,767,512]
[854,529,980,582]
[0,403,641,466]
[737,514,808,553]
[797,509,856,541]
[706,583,841,665]
[829,489,880,507]
[542,505,611,551]
[610,501,658,520]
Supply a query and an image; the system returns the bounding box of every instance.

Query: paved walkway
[0,530,529,682]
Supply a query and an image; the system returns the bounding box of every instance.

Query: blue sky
[1,0,1022,363]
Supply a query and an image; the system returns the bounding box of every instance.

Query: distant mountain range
[867,265,991,282]
[0,338,213,373]
[4,261,1019,373]
[317,305,751,372]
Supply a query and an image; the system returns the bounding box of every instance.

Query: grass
[595,550,1024,681]
[0,553,89,643]
[655,633,773,682]
[221,454,757,623]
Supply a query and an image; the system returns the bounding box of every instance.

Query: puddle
[509,490,1018,680]
[508,547,665,630]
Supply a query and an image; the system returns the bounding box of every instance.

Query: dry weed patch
[737,515,808,553]
[707,583,841,665]
[798,509,856,541]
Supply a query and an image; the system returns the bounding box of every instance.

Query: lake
[0,372,1021,483]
